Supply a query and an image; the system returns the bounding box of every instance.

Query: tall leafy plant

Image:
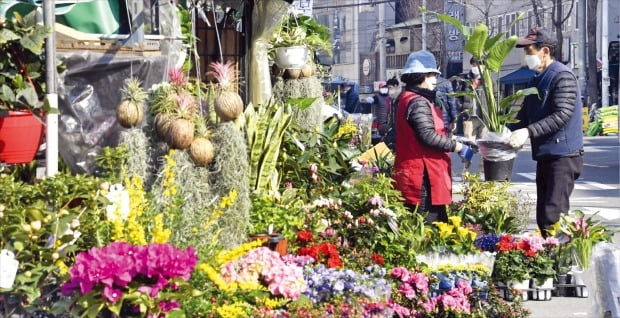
[421,8,537,133]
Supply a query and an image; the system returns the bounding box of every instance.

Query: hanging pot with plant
[0,11,61,164]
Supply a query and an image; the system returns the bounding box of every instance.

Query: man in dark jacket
[508,27,584,236]
[435,76,459,136]
[343,82,360,113]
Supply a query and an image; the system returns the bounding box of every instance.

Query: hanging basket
[274,46,308,70]
[0,110,44,164]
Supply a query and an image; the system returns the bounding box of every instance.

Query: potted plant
[270,14,332,78]
[422,9,538,181]
[0,11,58,164]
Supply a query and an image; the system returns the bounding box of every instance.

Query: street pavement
[450,135,620,318]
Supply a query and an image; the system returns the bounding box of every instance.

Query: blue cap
[402,50,441,75]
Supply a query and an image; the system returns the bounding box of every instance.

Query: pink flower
[422,298,436,313]
[367,195,384,207]
[545,236,560,246]
[102,285,123,303]
[410,273,429,294]
[456,279,473,295]
[285,181,293,189]
[309,163,318,174]
[390,267,409,280]
[391,303,411,317]
[399,283,417,300]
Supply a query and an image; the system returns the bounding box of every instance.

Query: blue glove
[458,144,475,162]
[455,136,479,152]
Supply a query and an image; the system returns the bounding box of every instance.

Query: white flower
[105,184,130,222]
[350,160,363,171]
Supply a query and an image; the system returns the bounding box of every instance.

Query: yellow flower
[216,240,264,265]
[433,222,454,239]
[215,302,249,318]
[56,260,69,275]
[456,226,473,239]
[151,213,171,243]
[256,297,288,309]
[448,216,462,228]
[197,264,237,292]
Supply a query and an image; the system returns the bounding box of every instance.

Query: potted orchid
[556,210,612,270]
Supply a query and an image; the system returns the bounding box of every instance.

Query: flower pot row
[496,277,555,302]
[554,272,589,298]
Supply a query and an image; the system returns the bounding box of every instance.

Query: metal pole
[578,0,586,95]
[378,1,386,80]
[422,0,426,50]
[601,0,609,108]
[44,0,58,177]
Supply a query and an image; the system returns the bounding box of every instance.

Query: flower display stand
[553,273,588,298]
[529,278,554,301]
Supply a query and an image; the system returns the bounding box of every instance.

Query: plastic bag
[476,129,519,162]
[586,242,620,318]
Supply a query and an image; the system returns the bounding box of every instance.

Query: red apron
[393,90,452,205]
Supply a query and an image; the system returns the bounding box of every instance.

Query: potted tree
[0,11,56,164]
[270,13,332,79]
[422,9,538,181]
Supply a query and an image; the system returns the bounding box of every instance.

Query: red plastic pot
[0,110,44,164]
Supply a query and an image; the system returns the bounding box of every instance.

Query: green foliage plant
[0,11,63,115]
[454,172,530,234]
[421,8,538,133]
[492,250,531,283]
[0,173,106,315]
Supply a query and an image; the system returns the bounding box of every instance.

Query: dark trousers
[536,155,583,236]
[405,168,449,224]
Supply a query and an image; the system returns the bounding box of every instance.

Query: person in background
[371,82,392,138]
[343,81,360,113]
[436,76,459,136]
[508,27,584,237]
[382,77,401,149]
[462,57,487,143]
[392,50,476,224]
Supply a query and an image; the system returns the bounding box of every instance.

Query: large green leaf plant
[421,8,538,133]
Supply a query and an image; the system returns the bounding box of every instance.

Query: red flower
[296,230,314,243]
[298,246,319,260]
[498,234,516,251]
[327,255,343,268]
[371,253,385,266]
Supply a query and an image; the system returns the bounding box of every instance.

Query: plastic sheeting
[476,129,519,162]
[586,242,620,318]
[249,0,290,106]
[57,52,169,174]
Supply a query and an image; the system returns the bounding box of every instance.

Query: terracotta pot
[250,233,288,256]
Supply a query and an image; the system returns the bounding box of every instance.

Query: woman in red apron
[392,50,475,223]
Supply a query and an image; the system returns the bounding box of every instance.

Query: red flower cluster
[298,243,343,268]
[371,253,385,266]
[497,234,516,252]
[296,230,314,243]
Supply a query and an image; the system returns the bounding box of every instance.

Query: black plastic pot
[483,158,515,181]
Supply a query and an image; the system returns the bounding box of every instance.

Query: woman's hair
[400,73,427,87]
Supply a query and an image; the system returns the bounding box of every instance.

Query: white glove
[508,128,530,148]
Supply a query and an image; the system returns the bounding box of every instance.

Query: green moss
[272,77,325,132]
[210,122,251,249]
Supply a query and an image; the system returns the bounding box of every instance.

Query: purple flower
[159,300,180,312]
[367,195,384,208]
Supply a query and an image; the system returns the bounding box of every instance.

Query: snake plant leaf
[464,24,488,59]
[486,36,519,72]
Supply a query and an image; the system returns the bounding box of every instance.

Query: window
[498,16,503,34]
[515,13,520,36]
[527,10,533,29]
[575,1,579,30]
[510,13,517,36]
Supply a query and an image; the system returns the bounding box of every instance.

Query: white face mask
[525,54,541,70]
[471,66,481,76]
[425,76,437,91]
[379,88,388,94]
[388,87,400,98]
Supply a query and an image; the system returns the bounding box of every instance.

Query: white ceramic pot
[509,279,530,301]
[274,46,308,70]
[571,271,589,297]
[531,277,554,301]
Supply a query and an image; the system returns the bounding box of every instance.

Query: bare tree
[586,0,599,107]
[463,0,496,27]
[530,0,576,61]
